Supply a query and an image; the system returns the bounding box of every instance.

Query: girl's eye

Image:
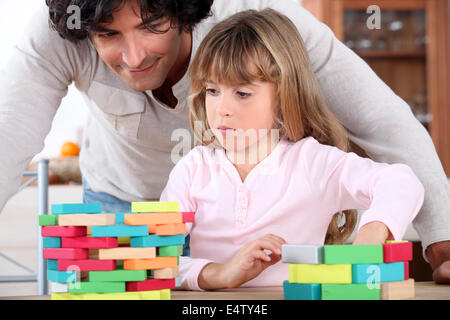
[236,91,251,98]
[205,88,219,95]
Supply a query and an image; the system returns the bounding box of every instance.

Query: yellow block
[385,240,408,243]
[132,201,179,213]
[51,289,168,300]
[117,237,131,245]
[289,264,352,284]
[58,214,116,226]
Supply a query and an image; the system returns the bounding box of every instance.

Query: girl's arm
[303,138,425,244]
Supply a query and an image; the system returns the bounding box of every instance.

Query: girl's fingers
[251,249,271,262]
[264,234,287,246]
[252,238,283,255]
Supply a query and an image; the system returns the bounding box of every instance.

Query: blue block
[91,225,148,237]
[352,262,405,283]
[131,234,185,247]
[51,203,102,215]
[43,237,61,248]
[114,212,134,224]
[47,269,78,283]
[283,281,321,300]
[47,259,58,271]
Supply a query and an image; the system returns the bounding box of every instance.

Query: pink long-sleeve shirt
[160,137,424,290]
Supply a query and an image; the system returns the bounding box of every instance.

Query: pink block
[58,259,116,271]
[383,242,413,263]
[43,248,89,260]
[126,278,176,292]
[61,237,118,248]
[42,226,87,238]
[182,212,195,223]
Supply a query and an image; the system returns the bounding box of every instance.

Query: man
[0,0,448,283]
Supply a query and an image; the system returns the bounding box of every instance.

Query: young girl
[159,9,424,291]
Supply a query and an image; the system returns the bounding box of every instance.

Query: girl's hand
[222,234,287,288]
[352,221,393,245]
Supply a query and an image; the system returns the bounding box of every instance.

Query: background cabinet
[302,0,450,176]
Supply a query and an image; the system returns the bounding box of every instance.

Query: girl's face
[205,78,278,155]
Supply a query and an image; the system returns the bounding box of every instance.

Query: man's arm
[262,0,450,277]
[0,5,88,211]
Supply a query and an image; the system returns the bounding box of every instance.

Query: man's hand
[426,241,450,284]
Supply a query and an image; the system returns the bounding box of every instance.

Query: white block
[281,244,324,264]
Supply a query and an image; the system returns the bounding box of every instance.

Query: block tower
[282,241,414,300]
[38,201,194,300]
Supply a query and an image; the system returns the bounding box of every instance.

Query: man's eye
[236,91,251,98]
[97,32,116,39]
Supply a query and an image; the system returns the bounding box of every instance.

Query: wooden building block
[42,226,87,237]
[91,225,148,237]
[125,213,182,225]
[281,244,324,264]
[324,245,383,264]
[289,264,352,284]
[131,201,179,213]
[158,245,183,257]
[383,242,413,263]
[126,278,176,291]
[124,257,178,270]
[51,290,165,300]
[89,270,147,282]
[39,215,58,226]
[352,262,405,283]
[51,282,68,293]
[57,259,116,272]
[51,203,102,215]
[47,259,59,271]
[385,240,408,243]
[58,214,116,226]
[148,225,157,234]
[152,267,179,279]
[98,247,156,260]
[130,234,185,247]
[118,237,131,245]
[61,236,118,249]
[68,281,126,294]
[283,281,321,300]
[156,223,186,236]
[114,212,134,224]
[43,237,61,248]
[322,283,380,300]
[182,212,195,223]
[380,279,415,300]
[43,248,89,260]
[47,269,79,283]
[87,226,93,235]
[404,262,409,280]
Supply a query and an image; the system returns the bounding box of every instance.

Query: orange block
[148,225,157,234]
[124,257,178,270]
[125,213,182,225]
[156,223,186,236]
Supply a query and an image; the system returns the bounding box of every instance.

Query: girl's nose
[217,96,233,117]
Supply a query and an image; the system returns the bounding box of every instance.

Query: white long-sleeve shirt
[0,0,448,258]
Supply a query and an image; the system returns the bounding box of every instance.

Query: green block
[39,215,58,226]
[158,245,183,257]
[89,270,147,282]
[68,282,125,294]
[321,283,380,300]
[324,245,383,264]
[131,201,179,213]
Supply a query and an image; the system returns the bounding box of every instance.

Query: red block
[404,262,409,280]
[383,242,413,263]
[182,212,195,223]
[43,248,89,260]
[42,226,87,238]
[126,278,176,292]
[58,259,116,271]
[61,237,118,249]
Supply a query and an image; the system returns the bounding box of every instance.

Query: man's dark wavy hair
[46,0,214,43]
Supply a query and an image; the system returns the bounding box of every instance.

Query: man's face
[90,0,186,92]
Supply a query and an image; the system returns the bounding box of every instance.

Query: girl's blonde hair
[188,8,357,244]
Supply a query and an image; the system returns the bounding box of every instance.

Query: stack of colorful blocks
[38,201,194,300]
[282,241,414,300]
